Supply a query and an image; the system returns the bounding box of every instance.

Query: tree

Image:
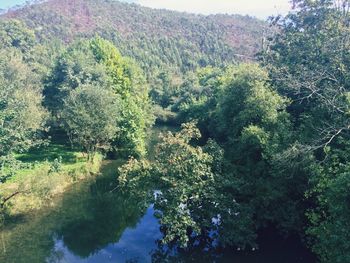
[0,19,36,55]
[119,64,307,252]
[262,1,350,261]
[44,40,110,116]
[0,51,48,166]
[45,37,153,157]
[181,64,307,245]
[61,84,119,161]
[90,37,153,157]
[263,0,350,149]
[119,122,220,247]
[305,135,350,263]
[211,64,306,246]
[177,66,225,139]
[120,119,269,249]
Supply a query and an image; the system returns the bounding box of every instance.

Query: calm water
[0,160,317,263]
[0,127,317,263]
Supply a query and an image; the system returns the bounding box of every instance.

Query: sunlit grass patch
[1,141,103,216]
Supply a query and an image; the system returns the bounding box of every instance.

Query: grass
[15,134,85,164]
[1,137,103,216]
[9,134,89,182]
[16,143,78,163]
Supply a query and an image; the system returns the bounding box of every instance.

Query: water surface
[0,127,317,262]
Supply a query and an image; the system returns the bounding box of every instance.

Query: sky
[0,0,292,19]
[136,0,292,19]
[0,0,27,9]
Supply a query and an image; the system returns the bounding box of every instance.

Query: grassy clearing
[0,140,103,216]
[11,143,86,181]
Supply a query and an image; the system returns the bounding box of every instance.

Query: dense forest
[1,0,350,262]
[2,0,267,122]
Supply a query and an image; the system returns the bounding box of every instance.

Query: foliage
[153,105,178,125]
[263,0,350,147]
[48,156,63,174]
[120,64,311,251]
[213,64,303,246]
[0,143,103,214]
[175,64,312,248]
[262,0,350,261]
[2,0,350,262]
[215,64,290,154]
[307,171,350,262]
[0,155,24,183]
[2,0,265,70]
[0,19,35,54]
[119,122,219,246]
[44,39,110,115]
[45,37,153,157]
[1,0,267,114]
[61,84,119,161]
[305,137,350,263]
[0,49,48,191]
[89,37,153,157]
[0,51,48,157]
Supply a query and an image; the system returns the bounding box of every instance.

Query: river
[0,127,316,263]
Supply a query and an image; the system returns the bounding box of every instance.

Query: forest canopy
[1,0,350,262]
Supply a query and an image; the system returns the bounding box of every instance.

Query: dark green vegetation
[0,160,314,263]
[1,0,350,262]
[0,2,153,230]
[119,1,350,262]
[0,161,149,263]
[2,0,267,122]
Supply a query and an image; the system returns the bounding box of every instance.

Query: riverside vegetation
[0,0,350,262]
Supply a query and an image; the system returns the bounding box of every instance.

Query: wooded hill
[2,0,267,74]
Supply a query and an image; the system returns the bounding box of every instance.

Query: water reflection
[50,206,161,263]
[0,160,316,263]
[0,161,154,263]
[49,161,159,262]
[151,229,316,263]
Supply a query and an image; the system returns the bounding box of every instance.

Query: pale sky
[0,0,26,9]
[0,0,293,19]
[137,0,292,19]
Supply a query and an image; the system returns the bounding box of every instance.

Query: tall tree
[0,19,35,55]
[120,64,300,249]
[61,84,119,161]
[0,51,48,182]
[213,64,301,246]
[263,0,350,148]
[45,37,153,157]
[119,122,219,247]
[90,37,153,157]
[263,1,350,261]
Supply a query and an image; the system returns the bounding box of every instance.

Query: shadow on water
[0,160,152,263]
[150,226,316,263]
[0,159,317,263]
[0,127,317,263]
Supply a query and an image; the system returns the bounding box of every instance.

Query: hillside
[2,1,350,262]
[2,0,267,74]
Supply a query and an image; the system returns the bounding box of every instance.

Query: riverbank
[0,143,103,219]
[0,125,171,221]
[0,126,318,263]
[0,160,146,263]
[0,159,317,263]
